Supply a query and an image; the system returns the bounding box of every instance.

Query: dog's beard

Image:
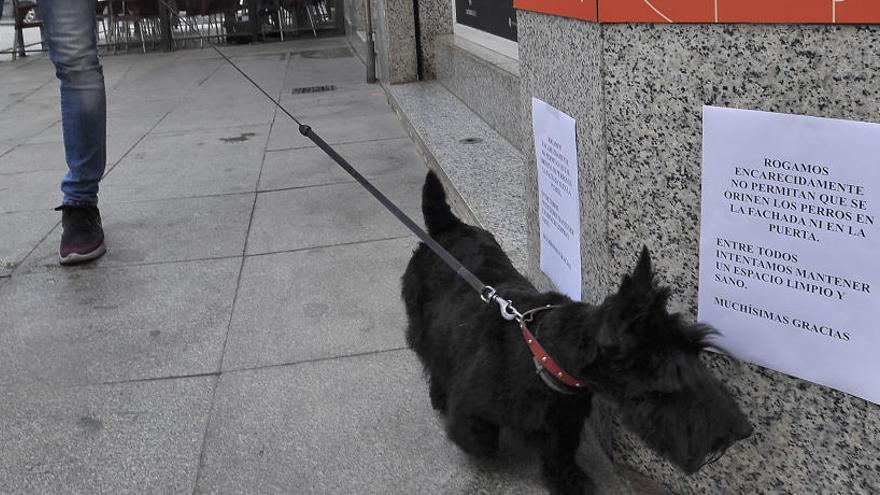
[619,380,752,474]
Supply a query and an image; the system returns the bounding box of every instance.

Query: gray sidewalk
[0,37,550,493]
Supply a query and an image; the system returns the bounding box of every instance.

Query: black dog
[401,172,753,494]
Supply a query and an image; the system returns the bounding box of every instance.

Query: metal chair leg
[306,2,317,37]
[13,25,25,59]
[138,20,147,53]
[278,10,284,41]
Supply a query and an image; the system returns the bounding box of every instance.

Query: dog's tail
[422,171,462,235]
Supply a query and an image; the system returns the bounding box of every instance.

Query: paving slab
[281,81,382,101]
[0,100,58,144]
[108,56,225,102]
[194,59,290,97]
[105,95,180,121]
[154,94,277,134]
[0,209,58,277]
[275,84,392,123]
[23,101,174,148]
[100,124,268,203]
[0,169,65,213]
[282,48,365,90]
[267,108,408,151]
[105,130,161,167]
[11,92,173,166]
[0,259,239,387]
[170,36,351,62]
[0,73,51,108]
[0,140,16,157]
[223,237,414,370]
[246,175,423,255]
[0,141,67,174]
[0,60,53,91]
[100,55,139,90]
[259,137,425,191]
[0,377,214,494]
[12,129,154,175]
[197,351,546,494]
[21,194,254,273]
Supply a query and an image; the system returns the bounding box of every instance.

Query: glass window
[452,0,519,59]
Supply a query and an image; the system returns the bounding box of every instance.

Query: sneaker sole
[59,242,107,266]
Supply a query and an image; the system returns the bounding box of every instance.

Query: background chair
[11,0,43,60]
[106,0,163,53]
[178,0,238,47]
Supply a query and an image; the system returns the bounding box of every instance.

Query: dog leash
[153,5,590,395]
[154,2,524,322]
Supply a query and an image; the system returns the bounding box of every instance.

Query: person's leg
[41,0,107,265]
[41,0,106,206]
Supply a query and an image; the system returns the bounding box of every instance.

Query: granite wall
[370,0,418,84]
[517,11,880,494]
[518,13,610,304]
[436,35,523,149]
[344,0,418,84]
[414,0,452,79]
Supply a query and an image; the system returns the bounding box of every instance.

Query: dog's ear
[633,246,653,284]
[620,246,654,297]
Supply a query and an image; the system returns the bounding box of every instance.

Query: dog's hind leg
[446,413,500,458]
[539,412,595,495]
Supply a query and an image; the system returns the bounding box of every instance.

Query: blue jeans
[40,0,106,206]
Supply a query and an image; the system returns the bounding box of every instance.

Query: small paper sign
[533,97,582,301]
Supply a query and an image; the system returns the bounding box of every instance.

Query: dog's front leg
[539,413,594,495]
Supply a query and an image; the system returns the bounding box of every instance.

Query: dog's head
[586,247,753,474]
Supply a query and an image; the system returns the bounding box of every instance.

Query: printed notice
[699,106,880,404]
[533,97,582,300]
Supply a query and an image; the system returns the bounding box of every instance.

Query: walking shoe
[55,204,107,266]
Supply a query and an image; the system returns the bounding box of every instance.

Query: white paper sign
[699,106,880,404]
[533,97,582,301]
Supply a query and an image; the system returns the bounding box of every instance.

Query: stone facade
[518,12,880,494]
[370,0,880,491]
[435,35,522,149]
[371,0,418,84]
[344,0,418,84]
[414,0,453,79]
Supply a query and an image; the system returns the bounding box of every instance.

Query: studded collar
[519,305,589,395]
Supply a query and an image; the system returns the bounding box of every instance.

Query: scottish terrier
[401,172,753,494]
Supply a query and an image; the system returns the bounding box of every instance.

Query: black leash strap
[151,2,521,316]
[298,124,486,294]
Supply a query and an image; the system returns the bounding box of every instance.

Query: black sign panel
[455,0,518,43]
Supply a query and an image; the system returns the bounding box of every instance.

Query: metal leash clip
[481,286,523,322]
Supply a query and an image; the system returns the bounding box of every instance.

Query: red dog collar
[519,306,587,394]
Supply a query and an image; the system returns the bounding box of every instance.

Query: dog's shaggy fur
[402,172,753,494]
